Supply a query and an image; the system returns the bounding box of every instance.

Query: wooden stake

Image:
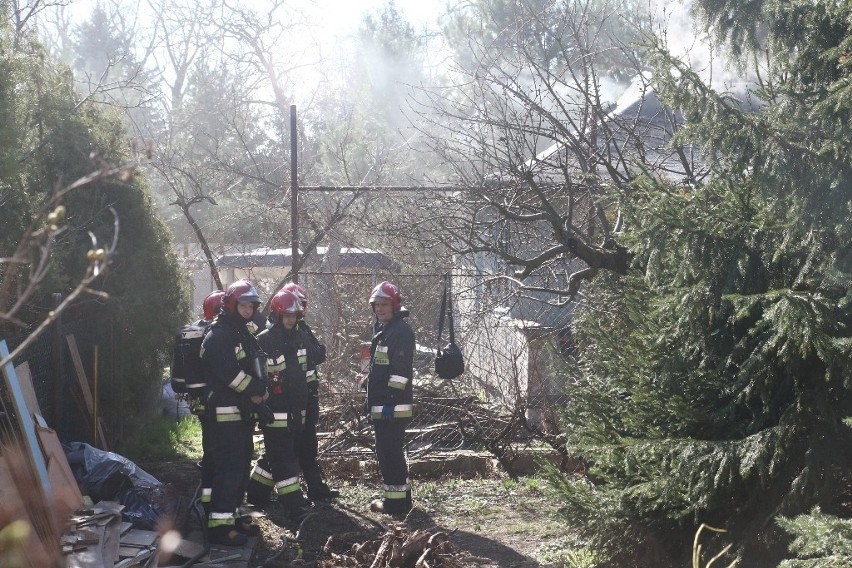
[66,334,108,449]
[93,345,99,442]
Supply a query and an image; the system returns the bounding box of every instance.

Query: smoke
[650,0,757,88]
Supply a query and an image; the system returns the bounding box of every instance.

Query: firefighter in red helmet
[282,282,338,502]
[203,290,226,321]
[200,279,269,546]
[245,289,313,520]
[282,282,306,303]
[169,290,225,516]
[364,281,415,516]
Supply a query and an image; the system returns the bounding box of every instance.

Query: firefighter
[283,282,339,502]
[364,281,415,516]
[246,303,267,336]
[179,290,225,513]
[245,289,314,520]
[200,279,269,546]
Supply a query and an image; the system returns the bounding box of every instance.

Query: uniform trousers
[247,422,306,510]
[207,416,254,526]
[295,394,323,490]
[373,418,411,510]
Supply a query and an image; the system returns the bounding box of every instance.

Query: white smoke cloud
[650,0,757,88]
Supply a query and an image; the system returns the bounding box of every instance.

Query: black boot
[288,502,316,522]
[234,515,261,536]
[246,486,272,508]
[279,492,316,522]
[369,498,412,518]
[208,524,248,547]
[307,483,340,502]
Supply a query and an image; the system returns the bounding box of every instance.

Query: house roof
[532,75,760,184]
[470,76,761,331]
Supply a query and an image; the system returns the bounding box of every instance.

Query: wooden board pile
[316,525,486,568]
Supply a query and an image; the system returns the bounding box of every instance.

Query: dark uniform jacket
[257,324,310,422]
[201,313,267,421]
[246,311,267,336]
[366,310,415,420]
[298,320,326,393]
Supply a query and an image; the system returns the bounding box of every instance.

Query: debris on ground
[315,523,494,568]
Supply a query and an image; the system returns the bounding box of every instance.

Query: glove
[237,398,254,422]
[289,411,303,433]
[381,405,394,421]
[255,403,275,426]
[315,343,327,365]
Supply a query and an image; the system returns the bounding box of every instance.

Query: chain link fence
[187,188,575,473]
[0,302,126,449]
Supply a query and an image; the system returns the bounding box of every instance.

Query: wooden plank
[64,522,109,567]
[0,455,26,520]
[36,425,84,514]
[157,536,206,566]
[0,455,53,566]
[96,418,109,451]
[120,529,158,547]
[65,335,109,450]
[14,361,43,419]
[66,334,95,417]
[0,340,51,498]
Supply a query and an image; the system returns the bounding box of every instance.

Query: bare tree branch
[0,160,132,368]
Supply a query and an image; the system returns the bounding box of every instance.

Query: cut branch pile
[316,525,485,568]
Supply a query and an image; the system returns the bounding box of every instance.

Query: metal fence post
[290,104,299,284]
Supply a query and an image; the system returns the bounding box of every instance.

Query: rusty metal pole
[290,105,299,284]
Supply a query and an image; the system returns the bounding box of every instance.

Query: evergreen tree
[0,13,187,439]
[443,0,646,85]
[71,4,163,141]
[554,1,852,566]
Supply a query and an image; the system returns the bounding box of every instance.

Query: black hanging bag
[434,273,465,380]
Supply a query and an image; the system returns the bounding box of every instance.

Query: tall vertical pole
[290,105,299,284]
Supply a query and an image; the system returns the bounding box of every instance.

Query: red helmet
[269,290,303,319]
[202,290,225,321]
[282,282,307,306]
[369,281,402,312]
[223,279,261,314]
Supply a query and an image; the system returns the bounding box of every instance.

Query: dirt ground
[144,450,586,567]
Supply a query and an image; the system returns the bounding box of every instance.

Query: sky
[54,0,453,101]
[66,0,446,39]
[310,0,444,31]
[305,0,742,86]
[54,0,745,107]
[304,0,450,66]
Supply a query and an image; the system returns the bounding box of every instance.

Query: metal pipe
[299,185,463,192]
[290,105,299,284]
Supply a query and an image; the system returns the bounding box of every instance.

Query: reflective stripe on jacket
[366,313,415,414]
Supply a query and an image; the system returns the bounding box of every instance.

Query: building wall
[454,255,567,425]
[462,311,530,406]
